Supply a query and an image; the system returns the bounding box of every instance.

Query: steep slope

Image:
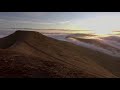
[0,30,118,78]
[65,36,120,76]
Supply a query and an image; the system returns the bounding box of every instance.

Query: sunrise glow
[72,12,120,35]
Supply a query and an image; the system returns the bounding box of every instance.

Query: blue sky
[0,12,120,34]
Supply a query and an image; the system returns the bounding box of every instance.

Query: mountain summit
[0,30,118,78]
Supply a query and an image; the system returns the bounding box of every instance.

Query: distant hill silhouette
[0,30,119,78]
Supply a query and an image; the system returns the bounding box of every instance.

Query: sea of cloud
[0,29,120,57]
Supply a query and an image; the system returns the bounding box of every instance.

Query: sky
[0,12,90,30]
[0,12,120,34]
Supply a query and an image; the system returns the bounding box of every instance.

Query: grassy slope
[0,30,118,78]
[73,37,120,76]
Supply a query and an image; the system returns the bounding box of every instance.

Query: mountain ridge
[0,30,118,78]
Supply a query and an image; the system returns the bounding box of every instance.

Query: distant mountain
[0,30,119,78]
